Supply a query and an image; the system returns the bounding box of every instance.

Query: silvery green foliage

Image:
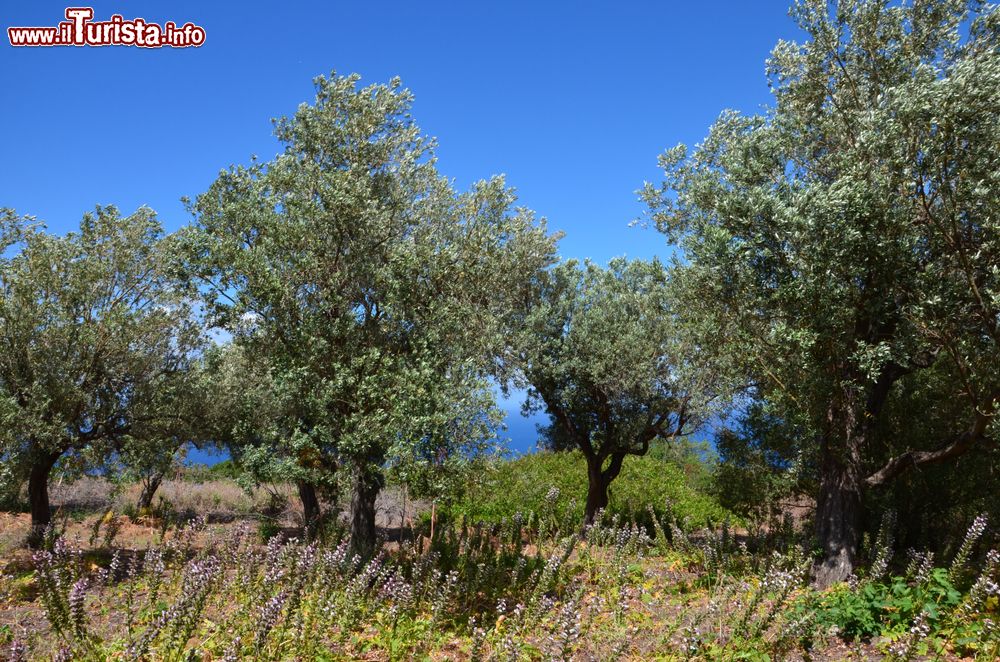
[522,258,732,452]
[0,206,205,520]
[0,461,18,508]
[642,0,1000,582]
[517,257,737,524]
[186,73,558,532]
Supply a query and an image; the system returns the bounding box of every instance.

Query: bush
[207,459,241,480]
[808,569,963,640]
[449,450,735,531]
[0,462,25,512]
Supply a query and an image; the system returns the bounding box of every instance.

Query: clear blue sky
[2,0,800,454]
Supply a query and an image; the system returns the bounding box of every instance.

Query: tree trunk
[813,393,867,588]
[584,457,610,525]
[349,463,384,559]
[583,453,625,526]
[813,457,863,587]
[27,452,60,549]
[297,480,321,529]
[136,473,164,512]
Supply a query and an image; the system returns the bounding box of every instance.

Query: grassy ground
[449,451,733,531]
[0,509,860,660]
[0,465,998,660]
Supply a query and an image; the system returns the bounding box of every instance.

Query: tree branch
[865,407,995,488]
[602,452,625,483]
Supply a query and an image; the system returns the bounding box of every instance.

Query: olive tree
[198,341,343,528]
[116,356,220,513]
[187,73,557,553]
[519,258,729,525]
[0,206,203,546]
[644,0,1000,584]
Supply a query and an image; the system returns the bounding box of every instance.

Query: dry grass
[1,479,291,562]
[0,478,422,558]
[46,477,288,519]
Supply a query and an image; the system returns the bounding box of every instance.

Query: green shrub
[449,450,735,531]
[207,459,241,480]
[808,569,963,640]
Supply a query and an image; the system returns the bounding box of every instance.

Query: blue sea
[184,409,547,466]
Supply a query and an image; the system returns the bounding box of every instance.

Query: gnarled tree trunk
[136,472,164,512]
[583,453,625,525]
[813,454,863,587]
[349,462,384,559]
[27,451,61,549]
[813,392,869,587]
[297,480,321,530]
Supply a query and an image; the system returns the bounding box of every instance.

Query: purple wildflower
[69,577,89,639]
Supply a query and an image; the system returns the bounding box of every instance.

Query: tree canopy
[0,206,203,545]
[643,0,1000,584]
[519,257,732,523]
[186,73,558,551]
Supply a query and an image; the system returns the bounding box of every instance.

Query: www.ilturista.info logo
[8,8,205,48]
